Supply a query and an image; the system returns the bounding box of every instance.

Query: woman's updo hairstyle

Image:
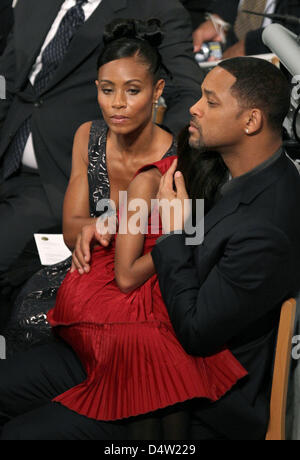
[97,18,168,83]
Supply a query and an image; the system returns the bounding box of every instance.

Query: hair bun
[103,18,164,48]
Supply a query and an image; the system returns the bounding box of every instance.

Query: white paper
[34,234,72,266]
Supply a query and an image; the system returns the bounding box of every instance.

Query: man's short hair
[218,57,291,133]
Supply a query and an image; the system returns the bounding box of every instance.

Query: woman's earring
[245,128,249,134]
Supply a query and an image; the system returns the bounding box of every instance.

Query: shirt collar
[220,147,283,196]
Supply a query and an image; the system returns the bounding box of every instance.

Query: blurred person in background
[181,0,214,30]
[192,0,300,58]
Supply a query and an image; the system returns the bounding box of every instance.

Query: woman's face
[96,56,164,134]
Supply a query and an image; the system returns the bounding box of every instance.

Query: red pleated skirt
[48,246,247,422]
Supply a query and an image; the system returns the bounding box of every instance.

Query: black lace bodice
[87,121,110,218]
[87,120,177,217]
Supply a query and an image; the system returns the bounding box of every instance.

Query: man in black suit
[0,0,13,56]
[192,0,300,57]
[152,57,300,440]
[0,0,204,274]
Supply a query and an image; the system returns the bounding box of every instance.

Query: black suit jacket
[0,0,203,220]
[210,0,300,55]
[152,153,300,440]
[0,0,13,56]
[181,0,214,30]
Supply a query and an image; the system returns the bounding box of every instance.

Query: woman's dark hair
[219,57,291,134]
[177,126,228,214]
[97,18,168,83]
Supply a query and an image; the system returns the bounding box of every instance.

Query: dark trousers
[0,339,127,440]
[0,167,59,274]
[0,338,196,440]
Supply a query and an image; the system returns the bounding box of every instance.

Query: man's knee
[1,416,46,440]
[0,407,57,441]
[1,419,24,440]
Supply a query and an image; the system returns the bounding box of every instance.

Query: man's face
[189,67,245,151]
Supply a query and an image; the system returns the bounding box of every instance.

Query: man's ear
[154,78,165,102]
[245,109,263,135]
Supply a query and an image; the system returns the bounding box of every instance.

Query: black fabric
[0,340,127,440]
[1,403,126,441]
[0,339,191,440]
[0,0,13,56]
[127,404,191,440]
[0,170,59,275]
[181,0,214,29]
[2,118,31,180]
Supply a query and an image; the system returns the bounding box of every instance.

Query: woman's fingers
[71,250,84,275]
[72,234,89,274]
[158,158,178,201]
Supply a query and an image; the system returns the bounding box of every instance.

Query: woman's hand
[70,217,115,274]
[157,159,190,234]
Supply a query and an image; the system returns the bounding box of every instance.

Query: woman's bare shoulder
[73,121,93,166]
[128,167,162,198]
[75,121,93,140]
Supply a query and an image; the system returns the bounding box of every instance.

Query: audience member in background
[152,57,300,440]
[193,0,300,58]
[0,0,203,277]
[0,23,247,441]
[0,0,13,56]
[181,0,214,30]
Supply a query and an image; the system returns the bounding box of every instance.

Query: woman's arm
[63,121,95,250]
[115,168,161,294]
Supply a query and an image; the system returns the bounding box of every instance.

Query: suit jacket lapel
[204,189,241,235]
[41,0,128,94]
[16,0,64,90]
[204,153,288,235]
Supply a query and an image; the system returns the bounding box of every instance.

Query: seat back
[266,298,296,441]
